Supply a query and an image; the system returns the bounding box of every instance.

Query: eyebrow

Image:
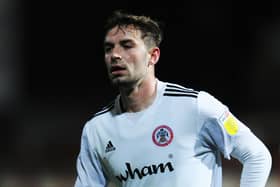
[104,41,113,47]
[104,39,135,46]
[120,39,135,45]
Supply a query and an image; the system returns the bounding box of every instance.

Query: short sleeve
[197,91,250,159]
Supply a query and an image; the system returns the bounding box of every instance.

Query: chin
[111,77,133,88]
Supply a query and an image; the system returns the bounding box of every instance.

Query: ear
[149,47,160,65]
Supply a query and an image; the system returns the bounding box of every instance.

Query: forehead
[105,25,142,42]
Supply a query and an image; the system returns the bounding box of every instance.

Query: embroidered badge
[152,125,174,147]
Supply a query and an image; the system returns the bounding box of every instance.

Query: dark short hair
[104,10,163,47]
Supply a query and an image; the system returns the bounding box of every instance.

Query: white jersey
[75,80,271,187]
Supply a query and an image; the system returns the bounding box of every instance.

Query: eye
[120,40,135,49]
[104,46,113,53]
[123,44,133,49]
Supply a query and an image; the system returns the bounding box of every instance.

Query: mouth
[110,65,127,75]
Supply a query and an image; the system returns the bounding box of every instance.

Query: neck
[119,76,158,113]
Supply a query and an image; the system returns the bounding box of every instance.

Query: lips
[110,65,127,75]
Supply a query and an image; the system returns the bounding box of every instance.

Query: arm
[198,91,272,187]
[230,130,272,187]
[75,123,106,187]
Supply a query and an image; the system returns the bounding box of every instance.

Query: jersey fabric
[75,80,271,187]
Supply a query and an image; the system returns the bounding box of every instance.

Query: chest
[96,106,200,179]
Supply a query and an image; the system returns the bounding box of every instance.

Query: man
[74,10,272,187]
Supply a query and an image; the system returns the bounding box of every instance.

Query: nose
[111,54,122,62]
[110,47,122,62]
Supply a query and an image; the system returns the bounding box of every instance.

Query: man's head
[104,10,163,49]
[103,10,163,88]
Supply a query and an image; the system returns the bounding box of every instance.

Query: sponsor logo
[152,125,174,147]
[116,162,174,182]
[105,140,116,153]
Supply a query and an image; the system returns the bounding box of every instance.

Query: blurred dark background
[0,0,279,186]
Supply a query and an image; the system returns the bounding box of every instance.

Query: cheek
[125,55,133,63]
[104,56,110,66]
[104,54,110,62]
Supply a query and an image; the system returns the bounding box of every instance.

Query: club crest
[152,125,173,147]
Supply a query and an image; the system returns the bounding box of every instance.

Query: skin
[104,25,160,112]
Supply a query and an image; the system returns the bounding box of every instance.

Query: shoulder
[161,81,199,99]
[197,91,228,119]
[159,81,227,116]
[93,100,115,118]
[84,99,116,129]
